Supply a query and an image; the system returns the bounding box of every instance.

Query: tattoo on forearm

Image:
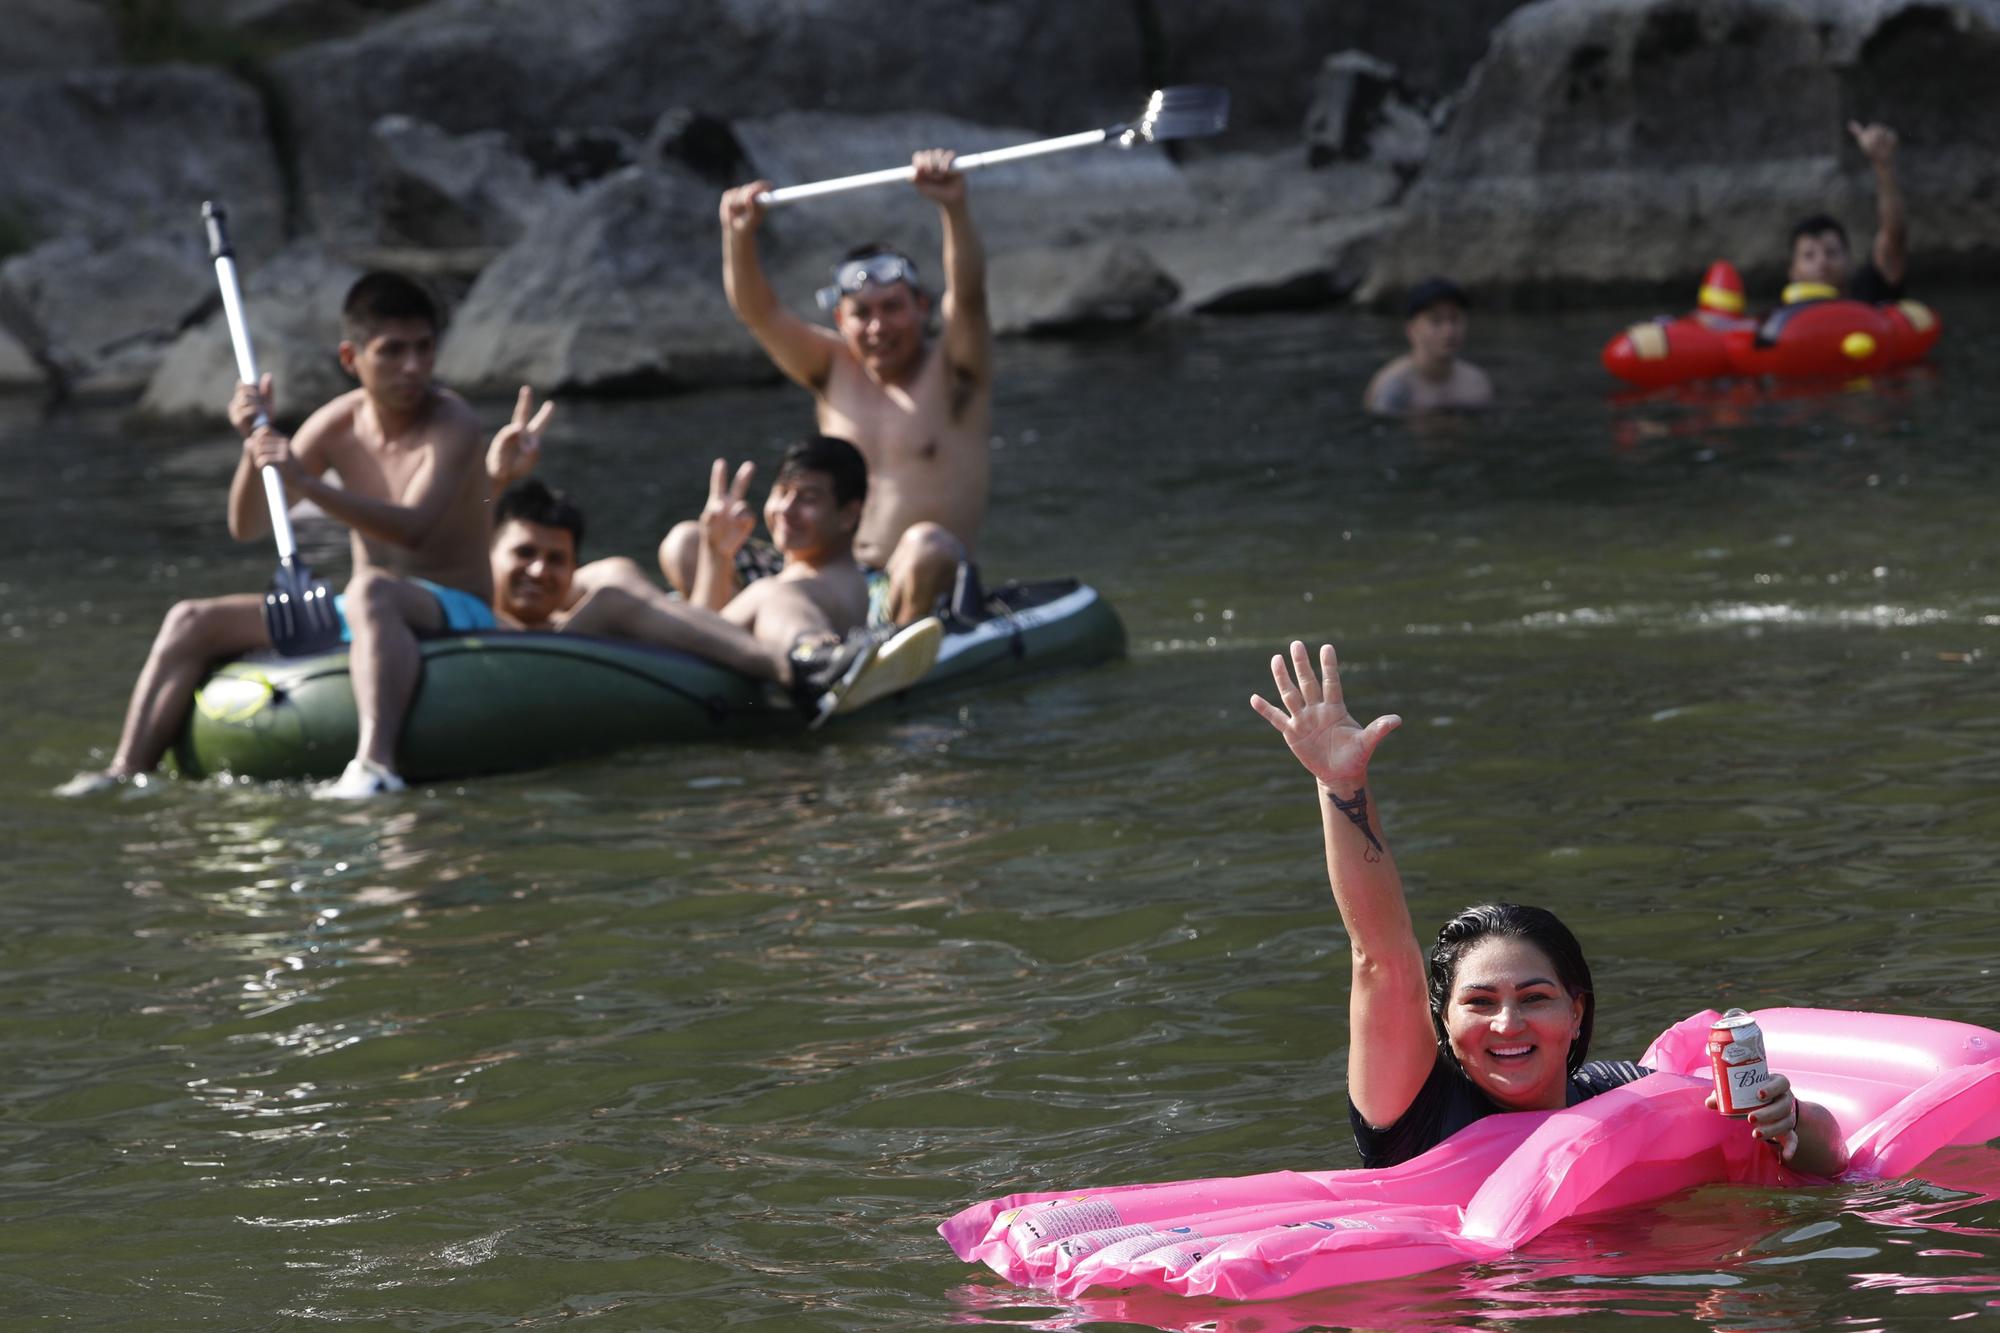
[1325,786,1384,862]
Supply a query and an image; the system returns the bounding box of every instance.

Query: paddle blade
[265,555,343,658]
[1117,85,1230,146]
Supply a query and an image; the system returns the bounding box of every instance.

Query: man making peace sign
[498,435,941,727]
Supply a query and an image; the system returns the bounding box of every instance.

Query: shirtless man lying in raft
[486,432,942,726]
[1252,641,1846,1173]
[660,148,992,629]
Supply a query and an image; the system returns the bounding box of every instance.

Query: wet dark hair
[775,434,868,510]
[1788,213,1849,252]
[842,239,899,265]
[494,478,585,552]
[1427,902,1594,1075]
[341,270,441,344]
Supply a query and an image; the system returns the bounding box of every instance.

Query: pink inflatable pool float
[941,1008,2000,1302]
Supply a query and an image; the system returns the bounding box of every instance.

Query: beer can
[1708,1008,1770,1116]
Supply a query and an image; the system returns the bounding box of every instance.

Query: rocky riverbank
[2,0,1994,419]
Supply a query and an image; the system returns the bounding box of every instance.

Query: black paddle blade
[265,555,343,657]
[1114,85,1231,147]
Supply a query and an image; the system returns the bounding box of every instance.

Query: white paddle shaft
[211,252,301,562]
[757,128,1109,207]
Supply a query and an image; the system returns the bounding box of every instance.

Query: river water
[6,298,2000,1329]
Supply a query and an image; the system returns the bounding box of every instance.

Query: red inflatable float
[1602,260,1941,389]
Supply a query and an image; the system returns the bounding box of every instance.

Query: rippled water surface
[7,297,2000,1329]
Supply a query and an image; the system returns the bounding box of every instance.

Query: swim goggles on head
[815,253,921,311]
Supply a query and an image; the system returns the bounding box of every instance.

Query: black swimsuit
[1350,1053,1649,1169]
[1848,259,1905,304]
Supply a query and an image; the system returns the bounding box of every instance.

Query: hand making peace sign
[486,385,556,488]
[699,457,758,561]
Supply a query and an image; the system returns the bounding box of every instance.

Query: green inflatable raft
[173,578,1124,783]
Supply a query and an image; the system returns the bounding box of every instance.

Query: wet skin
[491,518,576,629]
[835,283,929,386]
[763,469,859,564]
[1443,935,1586,1112]
[1788,231,1852,288]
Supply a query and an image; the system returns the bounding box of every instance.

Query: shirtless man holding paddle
[58,272,514,800]
[661,149,992,628]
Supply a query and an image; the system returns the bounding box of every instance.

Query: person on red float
[1251,640,1851,1172]
[1786,121,1906,303]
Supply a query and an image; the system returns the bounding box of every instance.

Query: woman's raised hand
[1250,642,1402,789]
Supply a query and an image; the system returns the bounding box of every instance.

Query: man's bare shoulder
[423,387,482,442]
[772,558,862,591]
[1364,357,1417,414]
[815,333,869,384]
[1453,361,1494,406]
[294,388,366,436]
[289,388,367,461]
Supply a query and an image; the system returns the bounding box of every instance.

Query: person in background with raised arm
[659,148,992,630]
[1785,121,1908,302]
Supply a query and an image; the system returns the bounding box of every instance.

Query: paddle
[201,201,343,658]
[754,85,1230,207]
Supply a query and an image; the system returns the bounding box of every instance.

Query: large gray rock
[1366,0,2000,301]
[175,0,407,40]
[1149,0,1536,142]
[0,64,283,398]
[1304,51,1435,173]
[0,321,42,390]
[138,246,364,425]
[369,114,574,249]
[268,0,1543,240]
[435,165,765,395]
[1,235,214,398]
[269,0,1152,238]
[0,64,284,255]
[0,61,282,394]
[990,242,1180,335]
[0,0,118,73]
[437,108,1206,393]
[1145,151,1400,312]
[1151,210,1398,315]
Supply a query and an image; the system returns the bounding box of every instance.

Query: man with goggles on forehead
[817,252,922,312]
[660,148,992,630]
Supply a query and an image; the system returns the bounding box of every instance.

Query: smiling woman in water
[1249,641,1849,1174]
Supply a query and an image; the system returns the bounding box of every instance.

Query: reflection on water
[4,301,2000,1325]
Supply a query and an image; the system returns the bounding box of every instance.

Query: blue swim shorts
[333,576,496,643]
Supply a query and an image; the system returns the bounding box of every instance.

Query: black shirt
[1848,258,1904,304]
[1349,1053,1650,1169]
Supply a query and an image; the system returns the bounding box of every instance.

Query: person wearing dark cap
[1363,277,1493,416]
